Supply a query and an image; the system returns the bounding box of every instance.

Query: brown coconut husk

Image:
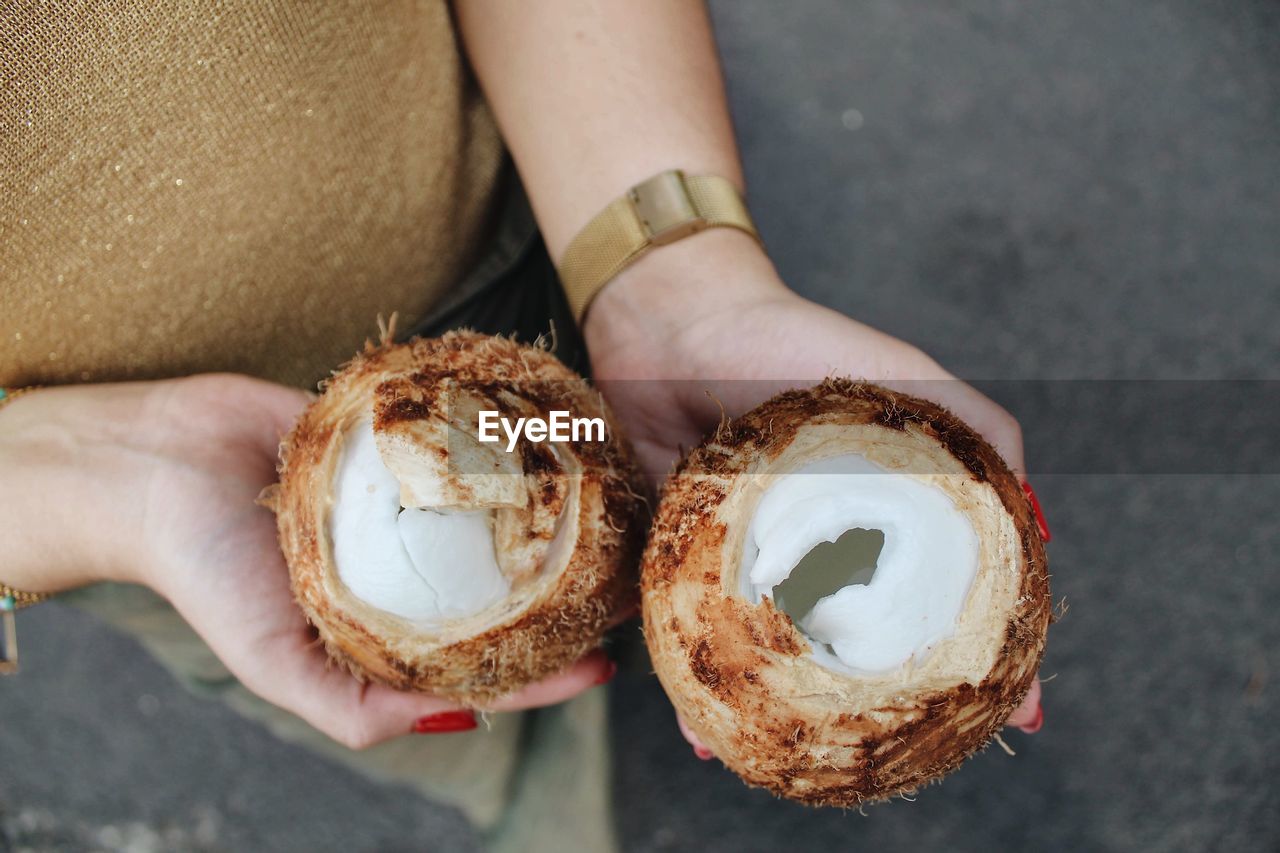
[266,331,647,706]
[641,380,1050,805]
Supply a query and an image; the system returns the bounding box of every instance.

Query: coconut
[641,380,1050,805]
[269,331,647,706]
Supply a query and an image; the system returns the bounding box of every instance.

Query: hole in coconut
[741,454,980,672]
[772,528,884,628]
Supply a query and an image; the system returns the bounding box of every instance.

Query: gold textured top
[1,1,504,390]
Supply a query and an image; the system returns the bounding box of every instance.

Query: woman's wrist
[0,381,184,592]
[582,227,789,373]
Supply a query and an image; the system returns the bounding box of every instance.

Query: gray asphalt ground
[3,1,1278,851]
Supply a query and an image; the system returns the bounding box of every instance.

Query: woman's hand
[0,376,612,750]
[582,229,1046,754]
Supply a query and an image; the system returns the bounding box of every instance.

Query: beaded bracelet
[1,386,51,674]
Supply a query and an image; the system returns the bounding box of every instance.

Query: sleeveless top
[1,1,504,389]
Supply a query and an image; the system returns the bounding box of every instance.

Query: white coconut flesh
[331,419,517,622]
[740,454,979,673]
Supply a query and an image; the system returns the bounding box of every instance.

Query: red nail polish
[1018,705,1044,734]
[694,745,714,761]
[1022,482,1052,542]
[412,711,477,734]
[594,659,618,686]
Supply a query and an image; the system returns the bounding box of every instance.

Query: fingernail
[1022,482,1051,542]
[594,659,618,686]
[412,711,477,734]
[1016,704,1044,734]
[694,745,714,761]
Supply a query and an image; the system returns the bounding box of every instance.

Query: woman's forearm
[455,0,748,260]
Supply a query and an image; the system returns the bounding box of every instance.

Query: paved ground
[3,1,1277,851]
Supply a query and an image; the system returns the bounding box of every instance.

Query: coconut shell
[270,331,647,706]
[641,380,1051,805]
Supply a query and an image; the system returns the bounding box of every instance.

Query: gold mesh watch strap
[557,170,760,323]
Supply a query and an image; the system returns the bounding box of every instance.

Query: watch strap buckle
[627,169,706,246]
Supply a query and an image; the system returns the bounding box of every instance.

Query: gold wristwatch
[557,169,762,323]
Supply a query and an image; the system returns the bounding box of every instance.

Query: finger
[882,372,1028,481]
[219,375,313,449]
[255,384,314,441]
[676,713,714,760]
[945,384,1027,480]
[239,625,471,749]
[486,649,615,712]
[1005,677,1044,733]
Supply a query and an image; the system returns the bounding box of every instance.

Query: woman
[1,2,1043,850]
